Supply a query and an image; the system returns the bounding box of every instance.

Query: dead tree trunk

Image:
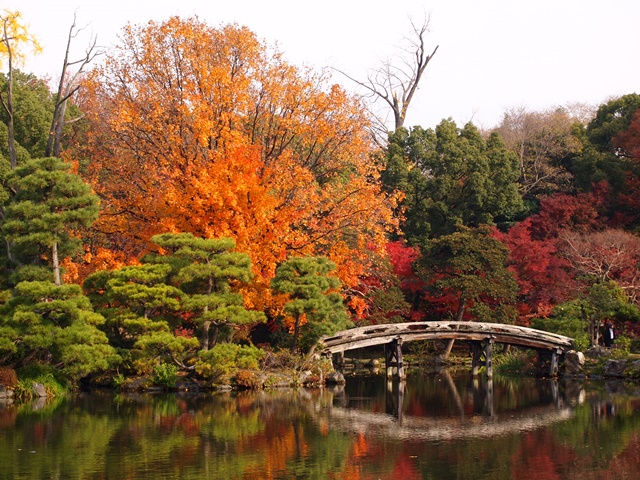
[45,13,102,158]
[336,15,438,133]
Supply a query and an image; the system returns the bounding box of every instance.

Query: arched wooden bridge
[316,321,575,378]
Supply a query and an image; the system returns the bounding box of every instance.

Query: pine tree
[0,280,119,380]
[271,256,351,352]
[149,232,266,350]
[2,157,99,285]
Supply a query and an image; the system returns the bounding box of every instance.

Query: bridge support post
[550,348,562,377]
[470,339,494,377]
[333,351,345,373]
[385,338,405,380]
[484,338,494,378]
[470,341,483,376]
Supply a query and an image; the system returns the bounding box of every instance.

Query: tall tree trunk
[1,45,16,169]
[443,296,468,359]
[442,339,455,359]
[52,241,61,286]
[291,316,301,353]
[45,13,101,157]
[49,99,68,157]
[455,296,467,322]
[209,325,219,349]
[201,320,211,351]
[6,77,15,169]
[4,238,13,263]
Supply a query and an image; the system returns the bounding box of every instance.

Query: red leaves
[495,219,575,316]
[386,241,424,294]
[527,189,606,241]
[614,108,640,160]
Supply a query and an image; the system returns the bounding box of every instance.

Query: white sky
[5,0,640,130]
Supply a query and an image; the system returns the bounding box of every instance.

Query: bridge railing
[318,321,574,354]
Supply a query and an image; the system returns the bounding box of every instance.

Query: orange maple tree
[69,17,398,309]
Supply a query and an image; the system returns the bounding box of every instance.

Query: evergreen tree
[383,121,522,244]
[2,157,99,285]
[148,232,266,350]
[0,71,54,159]
[571,94,640,192]
[83,263,197,370]
[416,226,519,324]
[0,280,119,380]
[271,256,351,352]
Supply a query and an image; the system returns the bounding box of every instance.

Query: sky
[5,0,640,130]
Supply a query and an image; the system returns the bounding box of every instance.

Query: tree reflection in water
[1,373,640,479]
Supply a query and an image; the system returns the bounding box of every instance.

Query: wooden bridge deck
[317,321,574,354]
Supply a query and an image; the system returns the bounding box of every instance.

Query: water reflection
[1,372,640,479]
[322,373,575,441]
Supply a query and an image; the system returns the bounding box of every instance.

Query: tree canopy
[3,10,640,385]
[71,17,397,310]
[383,120,523,244]
[271,256,351,351]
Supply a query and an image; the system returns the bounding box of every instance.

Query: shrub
[132,357,155,376]
[14,364,69,400]
[531,312,590,352]
[112,373,126,388]
[0,367,18,388]
[613,335,631,356]
[195,343,265,380]
[261,349,299,370]
[234,369,262,389]
[152,363,179,388]
[629,338,640,354]
[494,351,528,375]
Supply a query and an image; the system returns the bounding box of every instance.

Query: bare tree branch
[45,11,104,157]
[335,14,438,138]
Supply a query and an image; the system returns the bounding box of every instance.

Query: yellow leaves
[0,9,41,67]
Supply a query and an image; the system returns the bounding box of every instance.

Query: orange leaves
[62,247,130,284]
[283,312,307,334]
[71,16,397,313]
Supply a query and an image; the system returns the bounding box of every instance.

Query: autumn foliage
[494,191,608,319]
[5,10,640,371]
[70,17,397,308]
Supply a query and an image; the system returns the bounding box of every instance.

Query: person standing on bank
[603,323,615,348]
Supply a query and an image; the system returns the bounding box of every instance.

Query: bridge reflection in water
[321,372,576,442]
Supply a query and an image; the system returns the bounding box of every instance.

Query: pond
[2,372,640,479]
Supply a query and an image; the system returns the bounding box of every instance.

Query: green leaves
[417,226,519,323]
[195,343,264,379]
[271,256,351,351]
[384,121,522,244]
[2,156,99,285]
[150,232,266,348]
[0,280,119,380]
[84,232,266,363]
